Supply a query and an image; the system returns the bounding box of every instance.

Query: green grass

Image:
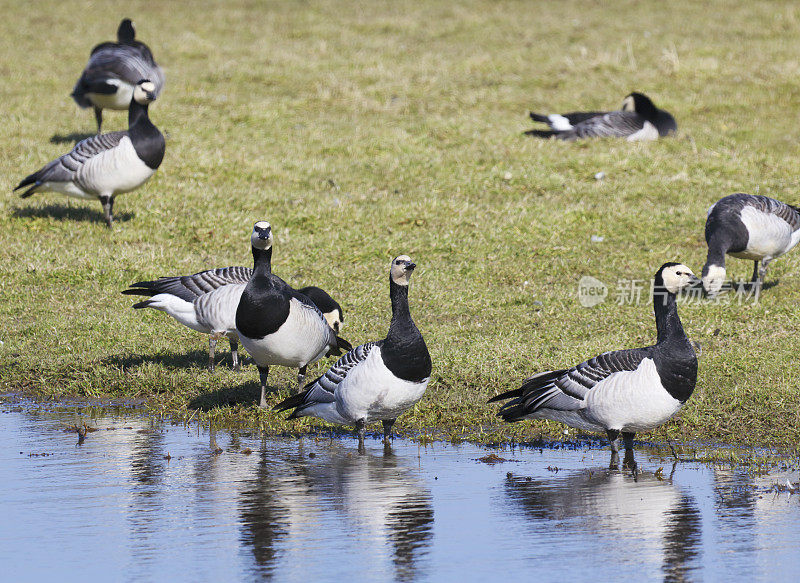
[2,0,800,451]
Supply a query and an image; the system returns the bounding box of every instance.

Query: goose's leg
[355,419,366,454]
[93,106,103,134]
[758,258,772,284]
[622,431,637,474]
[100,195,113,228]
[607,429,620,468]
[229,338,240,371]
[296,365,307,393]
[257,365,270,408]
[208,334,217,371]
[382,419,396,443]
[750,260,760,284]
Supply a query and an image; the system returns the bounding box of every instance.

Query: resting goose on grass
[236,222,352,407]
[123,268,345,371]
[71,18,165,133]
[15,79,164,228]
[274,255,431,453]
[489,263,698,469]
[702,193,800,296]
[525,92,677,141]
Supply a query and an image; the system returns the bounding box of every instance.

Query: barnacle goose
[236,221,352,407]
[14,79,164,228]
[124,270,344,333]
[525,92,677,141]
[123,269,345,371]
[274,255,432,452]
[489,263,698,468]
[71,18,165,133]
[702,193,800,296]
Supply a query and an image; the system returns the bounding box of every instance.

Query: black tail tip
[132,300,152,309]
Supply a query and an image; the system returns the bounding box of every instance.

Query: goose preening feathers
[274,255,432,452]
[123,267,344,372]
[71,18,165,133]
[15,79,165,228]
[525,92,677,141]
[489,263,698,468]
[235,222,352,407]
[701,193,800,296]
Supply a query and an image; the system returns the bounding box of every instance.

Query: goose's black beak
[406,262,416,271]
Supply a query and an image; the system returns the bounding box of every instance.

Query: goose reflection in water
[238,440,433,582]
[504,466,702,581]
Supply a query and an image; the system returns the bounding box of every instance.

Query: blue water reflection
[0,402,798,582]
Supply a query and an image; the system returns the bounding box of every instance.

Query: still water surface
[1,401,799,582]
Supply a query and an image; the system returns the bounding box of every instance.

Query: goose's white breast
[240,298,330,367]
[336,347,429,423]
[76,136,155,195]
[583,358,682,432]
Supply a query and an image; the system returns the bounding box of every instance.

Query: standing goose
[71,18,165,133]
[15,79,164,228]
[702,193,800,296]
[236,221,352,407]
[123,269,345,371]
[525,92,677,141]
[489,263,698,468]
[274,255,432,452]
[123,269,344,333]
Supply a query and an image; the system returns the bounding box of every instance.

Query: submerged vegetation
[1,1,799,452]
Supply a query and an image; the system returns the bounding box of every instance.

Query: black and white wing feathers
[122,266,253,302]
[567,111,645,140]
[489,347,651,421]
[14,132,127,196]
[274,342,378,417]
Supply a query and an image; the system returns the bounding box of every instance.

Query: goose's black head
[299,286,344,333]
[390,255,416,286]
[623,92,677,135]
[133,80,157,105]
[250,221,273,251]
[117,18,136,44]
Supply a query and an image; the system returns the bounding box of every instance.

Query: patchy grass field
[2,0,799,451]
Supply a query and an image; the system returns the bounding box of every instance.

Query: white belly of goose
[626,120,659,142]
[583,358,682,432]
[731,206,796,260]
[75,136,155,195]
[240,298,331,367]
[531,358,682,433]
[337,347,429,423]
[88,80,134,110]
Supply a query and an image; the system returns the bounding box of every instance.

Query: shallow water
[1,401,799,582]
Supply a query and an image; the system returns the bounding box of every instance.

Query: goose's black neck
[236,245,285,340]
[251,246,273,277]
[382,278,431,383]
[652,274,697,403]
[128,100,164,170]
[389,279,412,327]
[653,285,685,344]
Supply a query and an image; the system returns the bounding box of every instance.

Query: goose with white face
[133,80,157,105]
[661,263,698,294]
[251,221,273,250]
[390,255,416,286]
